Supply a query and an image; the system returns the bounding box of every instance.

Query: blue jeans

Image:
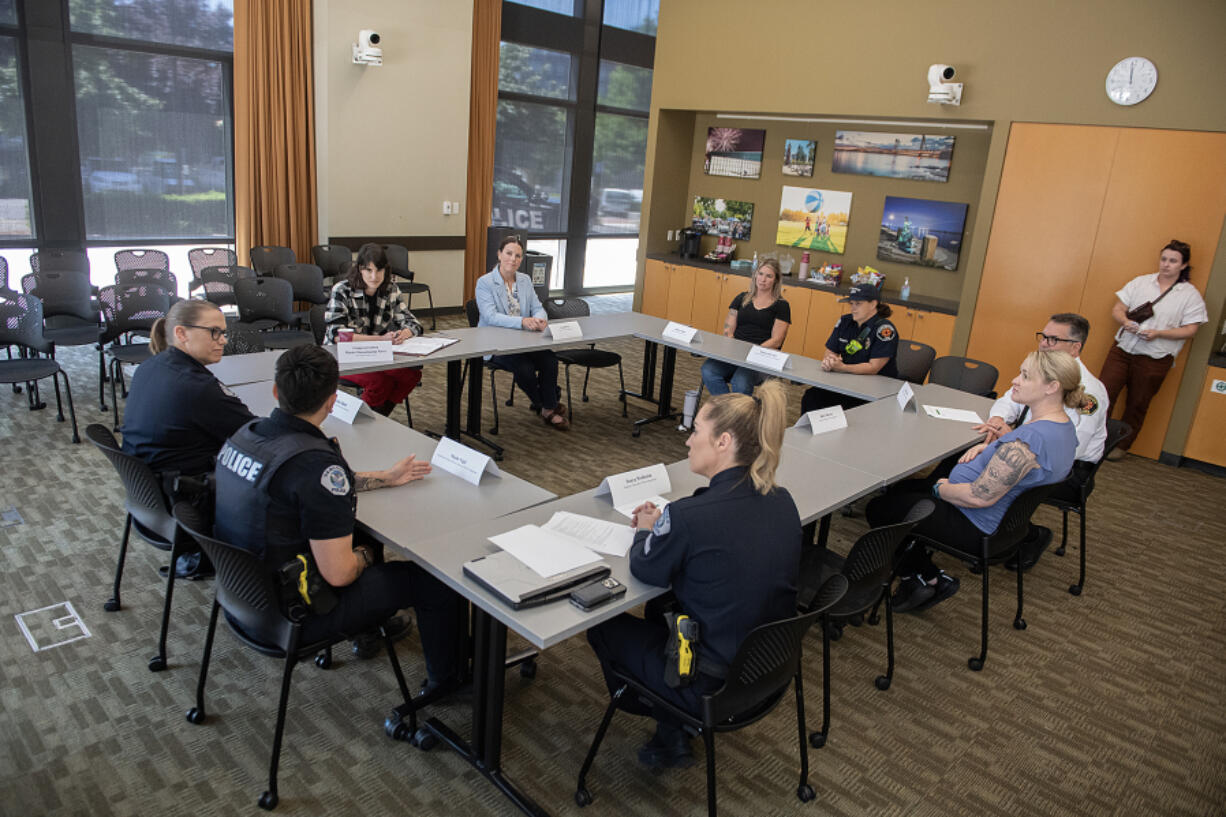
[701,358,763,396]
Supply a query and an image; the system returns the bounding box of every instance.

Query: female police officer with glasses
[799,283,899,414]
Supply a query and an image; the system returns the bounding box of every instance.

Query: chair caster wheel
[412,728,437,751]
[632,429,641,438]
[104,598,121,613]
[1068,584,1082,596]
[874,675,891,691]
[582,395,590,403]
[847,613,864,627]
[797,783,816,803]
[148,655,166,672]
[968,658,984,672]
[866,613,880,626]
[575,787,593,807]
[809,732,826,749]
[258,791,278,810]
[186,707,206,725]
[315,652,332,669]
[386,720,413,742]
[968,564,983,575]
[1054,546,1066,557]
[520,659,537,680]
[1014,618,1027,630]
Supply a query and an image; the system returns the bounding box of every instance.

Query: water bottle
[752,251,759,270]
[900,277,911,301]
[799,251,810,279]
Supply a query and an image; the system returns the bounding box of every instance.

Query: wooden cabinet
[1181,367,1226,468]
[690,268,726,333]
[665,264,697,324]
[779,284,810,355]
[642,258,671,318]
[893,306,956,356]
[802,288,844,359]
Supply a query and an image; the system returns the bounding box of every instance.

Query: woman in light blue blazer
[475,235,568,429]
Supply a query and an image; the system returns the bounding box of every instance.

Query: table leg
[621,339,658,406]
[632,343,681,437]
[424,607,549,817]
[444,356,505,460]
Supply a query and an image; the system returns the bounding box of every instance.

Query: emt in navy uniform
[586,378,801,768]
[799,284,899,415]
[121,299,253,577]
[213,344,463,676]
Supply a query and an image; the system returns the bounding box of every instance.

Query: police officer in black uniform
[587,379,800,768]
[800,283,899,414]
[213,344,461,682]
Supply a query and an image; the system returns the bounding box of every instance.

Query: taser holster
[663,611,700,688]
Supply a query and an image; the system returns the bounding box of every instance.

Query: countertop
[646,252,959,316]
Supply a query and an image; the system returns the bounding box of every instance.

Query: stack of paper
[394,336,460,356]
[488,524,603,578]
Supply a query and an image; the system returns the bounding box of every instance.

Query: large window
[493,0,656,295]
[0,36,34,239]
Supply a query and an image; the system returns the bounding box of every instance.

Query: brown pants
[1098,345,1173,451]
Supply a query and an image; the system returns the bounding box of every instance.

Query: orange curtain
[464,0,501,301]
[233,0,317,266]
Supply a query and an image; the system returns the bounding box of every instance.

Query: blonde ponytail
[149,316,171,354]
[700,378,789,494]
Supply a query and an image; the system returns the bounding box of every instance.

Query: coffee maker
[679,228,703,259]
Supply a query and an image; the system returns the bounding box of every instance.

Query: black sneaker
[158,551,215,581]
[637,721,694,769]
[891,575,935,614]
[418,676,473,704]
[912,571,960,612]
[351,615,412,659]
[1005,525,1053,572]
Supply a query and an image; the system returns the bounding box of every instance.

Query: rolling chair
[928,355,999,398]
[542,297,627,422]
[234,276,315,349]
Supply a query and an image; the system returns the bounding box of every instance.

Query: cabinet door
[891,308,918,341]
[911,310,956,357]
[719,274,748,333]
[691,268,726,334]
[780,284,811,355]
[642,259,671,318]
[803,289,843,358]
[665,264,697,324]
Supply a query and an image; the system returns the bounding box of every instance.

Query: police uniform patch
[220,383,238,399]
[321,464,350,496]
[875,323,896,342]
[643,505,671,555]
[1078,394,1099,416]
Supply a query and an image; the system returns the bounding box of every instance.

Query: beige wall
[643,0,1226,456]
[314,0,473,307]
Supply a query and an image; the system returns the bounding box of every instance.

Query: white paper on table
[336,340,393,364]
[595,463,671,512]
[328,389,364,424]
[613,494,670,519]
[793,405,847,435]
[542,511,635,557]
[896,381,917,412]
[393,335,460,356]
[431,435,503,486]
[546,321,583,341]
[661,322,699,343]
[488,524,602,578]
[746,344,789,372]
[922,405,985,424]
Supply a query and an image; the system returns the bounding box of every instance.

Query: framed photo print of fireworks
[704,127,766,179]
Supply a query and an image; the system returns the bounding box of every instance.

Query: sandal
[542,408,570,430]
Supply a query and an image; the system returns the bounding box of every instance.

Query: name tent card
[328,389,365,424]
[896,381,917,412]
[546,321,583,341]
[431,435,503,486]
[661,322,699,343]
[337,340,393,365]
[795,405,848,435]
[746,345,789,372]
[922,405,985,424]
[596,463,671,515]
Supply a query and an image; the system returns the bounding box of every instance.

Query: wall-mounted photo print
[877,196,968,270]
[776,186,852,254]
[782,139,815,177]
[833,130,955,182]
[692,196,754,240]
[704,127,766,179]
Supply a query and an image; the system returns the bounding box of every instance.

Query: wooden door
[642,259,671,318]
[1182,368,1226,467]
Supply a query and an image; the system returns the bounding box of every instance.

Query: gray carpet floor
[2,315,1224,816]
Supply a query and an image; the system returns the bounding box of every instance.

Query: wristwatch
[931,482,942,499]
[356,546,373,568]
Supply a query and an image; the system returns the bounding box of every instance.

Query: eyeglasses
[1035,332,1076,345]
[184,324,228,342]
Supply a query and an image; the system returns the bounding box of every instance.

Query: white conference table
[207,349,283,387]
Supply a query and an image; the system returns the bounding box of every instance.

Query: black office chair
[249,245,295,276]
[1043,419,1131,596]
[114,248,170,276]
[98,284,170,431]
[21,268,107,411]
[0,290,80,443]
[543,297,626,422]
[895,340,936,384]
[384,243,435,330]
[928,355,999,398]
[911,483,1053,671]
[85,424,194,672]
[575,574,847,817]
[172,502,416,812]
[234,276,315,349]
[200,264,256,308]
[310,243,351,287]
[800,499,934,749]
[30,248,90,276]
[271,263,328,329]
[115,268,178,300]
[223,327,267,356]
[188,247,239,296]
[464,298,528,435]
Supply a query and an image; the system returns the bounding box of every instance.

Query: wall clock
[1106,57,1157,106]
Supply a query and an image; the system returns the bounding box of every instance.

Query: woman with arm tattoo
[864,350,1082,613]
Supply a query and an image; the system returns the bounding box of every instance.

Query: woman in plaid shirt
[324,243,424,415]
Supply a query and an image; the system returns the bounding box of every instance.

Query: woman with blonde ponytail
[587,378,801,768]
